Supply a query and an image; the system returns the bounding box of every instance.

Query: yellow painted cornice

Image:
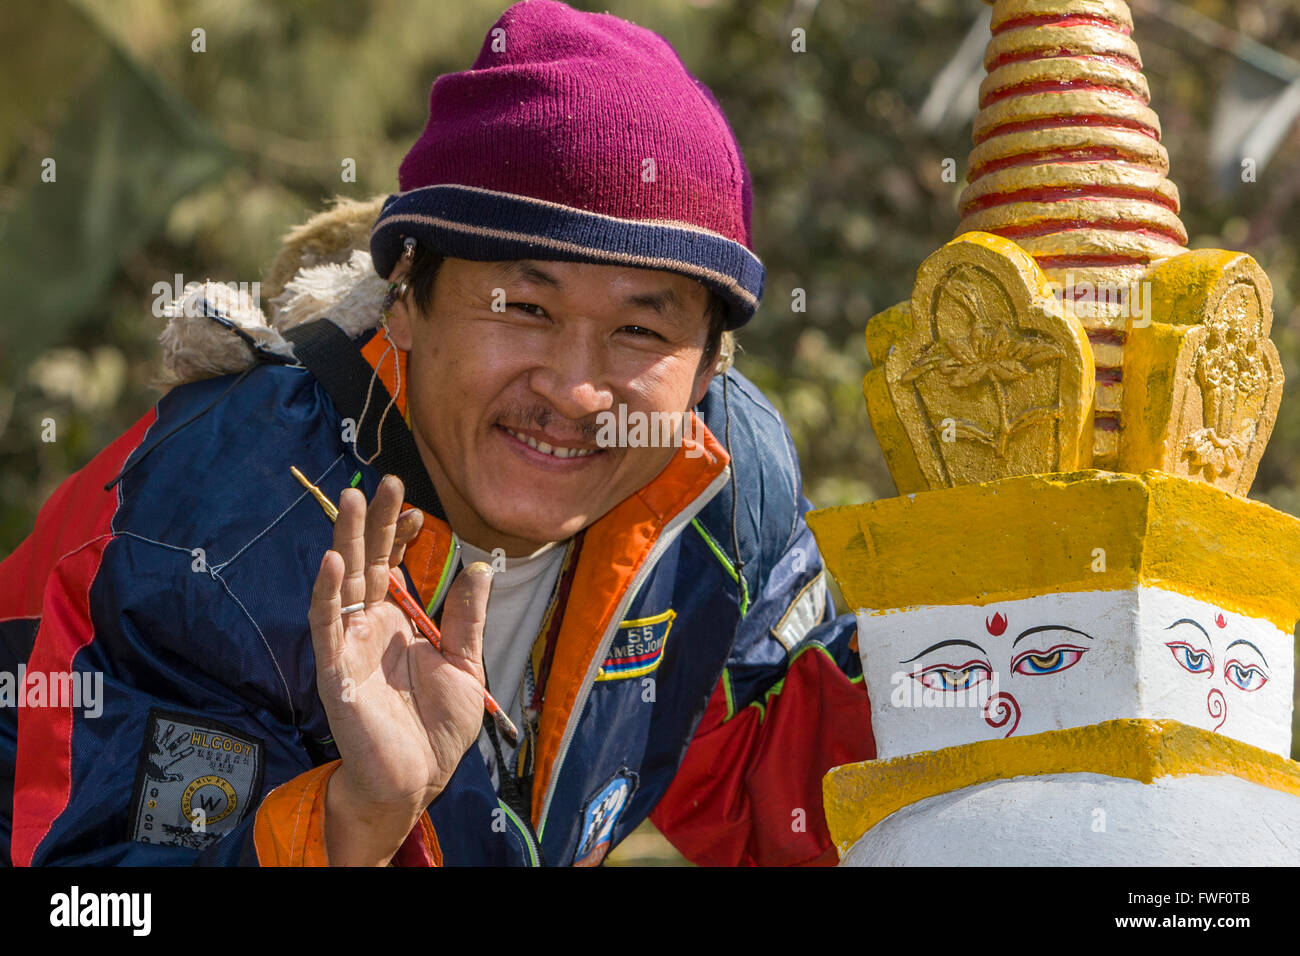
[823,718,1300,857]
[807,470,1300,632]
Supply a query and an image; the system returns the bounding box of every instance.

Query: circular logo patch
[181,775,238,826]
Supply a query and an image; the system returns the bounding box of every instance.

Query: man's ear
[384,267,415,351]
[386,297,415,351]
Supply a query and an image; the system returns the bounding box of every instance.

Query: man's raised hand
[307,474,492,865]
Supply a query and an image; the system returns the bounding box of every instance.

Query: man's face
[386,258,717,556]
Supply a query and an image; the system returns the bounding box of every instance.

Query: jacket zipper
[498,799,540,866]
[535,466,733,844]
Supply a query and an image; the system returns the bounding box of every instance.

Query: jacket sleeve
[246,762,441,867]
[4,406,440,867]
[650,502,876,866]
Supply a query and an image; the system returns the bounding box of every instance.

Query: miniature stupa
[810,0,1300,865]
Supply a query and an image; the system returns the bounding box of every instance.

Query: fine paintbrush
[290,466,520,747]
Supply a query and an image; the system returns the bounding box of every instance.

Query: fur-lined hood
[157,196,392,387]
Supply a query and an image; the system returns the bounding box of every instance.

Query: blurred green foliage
[3,0,1300,828]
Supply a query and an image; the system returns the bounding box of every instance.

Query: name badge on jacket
[596,610,675,681]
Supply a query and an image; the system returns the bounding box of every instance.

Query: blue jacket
[0,329,873,866]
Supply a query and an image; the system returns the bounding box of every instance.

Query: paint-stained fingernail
[396,509,423,537]
[466,561,494,578]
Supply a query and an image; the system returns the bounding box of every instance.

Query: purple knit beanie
[370,0,764,329]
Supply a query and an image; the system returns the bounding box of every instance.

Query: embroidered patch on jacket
[575,769,638,867]
[596,609,675,682]
[128,708,265,851]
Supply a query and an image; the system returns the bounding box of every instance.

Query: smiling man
[391,257,724,553]
[0,0,874,867]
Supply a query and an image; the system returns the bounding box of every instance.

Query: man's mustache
[496,403,603,443]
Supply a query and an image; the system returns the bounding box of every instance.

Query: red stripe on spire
[962,182,1178,216]
[986,49,1143,73]
[969,147,1161,182]
[981,80,1148,109]
[992,14,1132,36]
[974,113,1159,146]
[989,218,1185,246]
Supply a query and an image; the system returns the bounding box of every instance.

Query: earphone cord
[353,324,402,467]
[722,371,745,601]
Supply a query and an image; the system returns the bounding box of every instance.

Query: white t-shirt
[456,537,568,790]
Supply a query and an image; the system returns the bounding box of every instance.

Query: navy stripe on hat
[370,184,764,329]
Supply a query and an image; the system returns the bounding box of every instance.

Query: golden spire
[958,0,1188,465]
[860,0,1281,496]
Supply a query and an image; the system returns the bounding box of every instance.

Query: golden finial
[959,0,1188,465]
[860,0,1282,495]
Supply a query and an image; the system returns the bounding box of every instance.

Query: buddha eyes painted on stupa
[1158,613,1273,734]
[894,619,1097,743]
[900,623,1094,692]
[1162,617,1271,692]
[860,588,1293,762]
